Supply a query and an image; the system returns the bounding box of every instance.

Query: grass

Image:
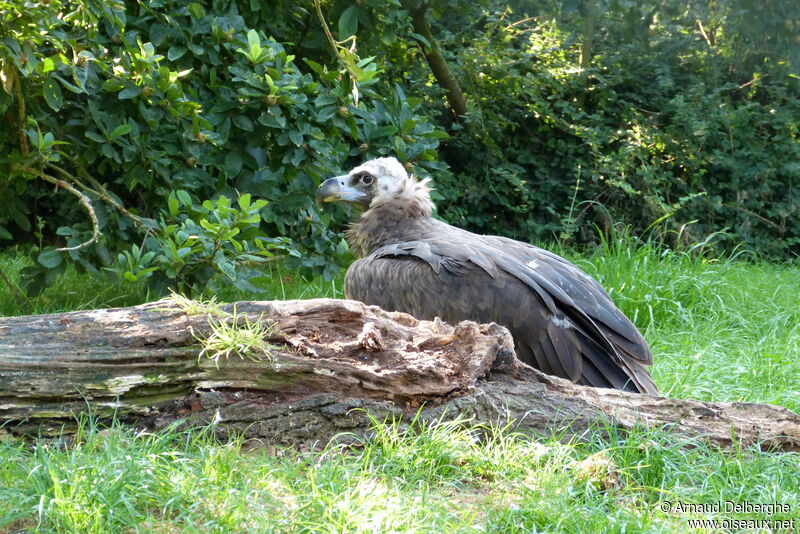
[1,417,797,533]
[197,311,276,366]
[1,236,799,533]
[0,250,344,317]
[572,231,800,412]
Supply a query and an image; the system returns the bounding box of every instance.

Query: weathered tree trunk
[578,0,597,88]
[401,0,468,119]
[1,298,798,451]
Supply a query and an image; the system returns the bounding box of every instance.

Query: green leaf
[288,130,303,146]
[304,59,325,76]
[74,62,89,91]
[237,213,260,224]
[394,136,407,157]
[216,256,236,280]
[38,248,64,269]
[101,143,115,159]
[109,124,132,139]
[233,115,254,131]
[52,74,83,94]
[102,79,126,92]
[187,42,205,55]
[370,125,398,139]
[150,24,169,47]
[55,226,75,236]
[11,208,30,232]
[198,218,216,231]
[0,225,12,240]
[338,5,359,37]
[168,194,179,216]
[119,86,142,99]
[224,152,243,177]
[188,2,206,18]
[234,277,262,292]
[85,131,106,143]
[21,42,39,74]
[43,77,63,111]
[167,46,188,61]
[409,33,431,48]
[247,29,260,50]
[176,190,192,207]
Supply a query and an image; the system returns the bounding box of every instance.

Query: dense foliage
[430,1,800,257]
[1,0,798,294]
[0,0,445,293]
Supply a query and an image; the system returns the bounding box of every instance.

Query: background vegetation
[1,0,799,298]
[3,2,798,531]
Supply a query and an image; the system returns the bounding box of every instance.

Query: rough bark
[0,298,798,452]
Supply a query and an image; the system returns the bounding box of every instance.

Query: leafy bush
[115,192,295,294]
[422,2,800,257]
[0,0,446,294]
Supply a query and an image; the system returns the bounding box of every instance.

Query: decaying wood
[1,298,798,452]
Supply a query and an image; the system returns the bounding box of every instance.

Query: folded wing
[345,229,657,394]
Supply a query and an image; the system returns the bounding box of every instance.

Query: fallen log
[1,298,798,451]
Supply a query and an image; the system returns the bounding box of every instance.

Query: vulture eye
[360,174,374,185]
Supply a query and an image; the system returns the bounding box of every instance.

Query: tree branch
[20,166,101,251]
[313,0,361,105]
[401,0,468,118]
[48,159,149,229]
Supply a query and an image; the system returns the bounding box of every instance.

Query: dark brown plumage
[317,157,657,394]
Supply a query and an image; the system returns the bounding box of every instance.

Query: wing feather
[545,319,581,380]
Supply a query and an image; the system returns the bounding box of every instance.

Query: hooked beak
[316,175,365,205]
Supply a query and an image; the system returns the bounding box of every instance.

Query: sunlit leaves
[115,191,281,293]
[236,29,274,65]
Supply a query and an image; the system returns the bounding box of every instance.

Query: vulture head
[316,157,433,216]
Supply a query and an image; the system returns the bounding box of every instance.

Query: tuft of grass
[167,291,281,368]
[197,308,276,366]
[168,290,228,317]
[563,227,742,331]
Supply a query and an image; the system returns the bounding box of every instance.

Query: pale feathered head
[316,157,434,216]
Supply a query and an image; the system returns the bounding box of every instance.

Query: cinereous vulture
[317,157,657,394]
